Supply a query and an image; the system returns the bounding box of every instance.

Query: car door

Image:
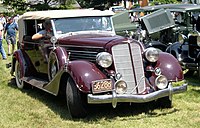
[23,19,51,75]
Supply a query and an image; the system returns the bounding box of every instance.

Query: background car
[109,5,126,13]
[113,5,177,51]
[8,9,187,118]
[113,4,200,77]
[164,4,200,77]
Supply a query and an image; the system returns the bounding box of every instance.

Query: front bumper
[87,83,187,108]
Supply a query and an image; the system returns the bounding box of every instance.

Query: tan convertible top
[19,9,114,20]
[18,9,114,43]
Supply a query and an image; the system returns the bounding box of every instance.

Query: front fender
[145,41,167,52]
[165,42,181,58]
[156,52,184,81]
[68,61,107,93]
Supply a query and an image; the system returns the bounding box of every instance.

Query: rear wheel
[66,77,87,118]
[15,61,25,89]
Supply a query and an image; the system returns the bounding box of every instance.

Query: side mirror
[50,36,57,49]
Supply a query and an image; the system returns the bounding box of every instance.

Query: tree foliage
[2,0,76,14]
[77,0,122,9]
[2,0,182,15]
[3,0,27,11]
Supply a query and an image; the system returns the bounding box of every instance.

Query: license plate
[92,79,113,94]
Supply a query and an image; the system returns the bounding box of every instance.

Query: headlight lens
[115,80,127,94]
[96,52,112,68]
[197,36,200,47]
[188,30,199,37]
[145,47,159,62]
[178,34,184,44]
[155,75,168,89]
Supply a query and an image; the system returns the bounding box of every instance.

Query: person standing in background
[0,22,6,60]
[0,13,6,27]
[4,17,18,56]
[13,14,19,25]
[0,13,6,36]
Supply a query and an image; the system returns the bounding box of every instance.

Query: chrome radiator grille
[112,43,145,94]
[64,46,104,62]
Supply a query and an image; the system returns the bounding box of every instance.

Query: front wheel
[66,77,88,118]
[15,61,25,89]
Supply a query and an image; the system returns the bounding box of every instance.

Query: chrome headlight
[178,33,185,44]
[145,47,159,62]
[155,75,168,89]
[197,36,200,47]
[188,30,199,37]
[115,80,127,94]
[96,52,112,68]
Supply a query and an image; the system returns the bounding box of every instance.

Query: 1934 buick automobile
[8,9,187,118]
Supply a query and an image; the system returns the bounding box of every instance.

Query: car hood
[57,34,127,48]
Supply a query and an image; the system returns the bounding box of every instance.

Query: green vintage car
[112,4,200,52]
[112,7,175,51]
[112,10,138,36]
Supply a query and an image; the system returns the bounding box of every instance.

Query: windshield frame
[51,16,116,37]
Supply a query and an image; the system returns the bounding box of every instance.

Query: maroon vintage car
[8,9,187,118]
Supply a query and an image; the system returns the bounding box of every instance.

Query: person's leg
[11,36,16,54]
[7,43,11,55]
[0,40,6,59]
[12,43,15,54]
[6,36,11,55]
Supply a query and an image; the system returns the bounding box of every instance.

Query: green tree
[3,0,27,11]
[2,0,76,13]
[77,0,122,9]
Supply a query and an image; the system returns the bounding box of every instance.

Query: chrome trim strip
[59,45,104,49]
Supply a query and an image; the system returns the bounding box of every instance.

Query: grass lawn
[0,41,200,128]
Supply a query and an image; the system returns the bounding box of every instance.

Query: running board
[21,76,48,88]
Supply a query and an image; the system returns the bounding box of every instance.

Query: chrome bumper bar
[88,83,187,108]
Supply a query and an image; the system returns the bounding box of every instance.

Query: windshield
[53,16,113,35]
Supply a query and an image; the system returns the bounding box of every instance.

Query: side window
[25,20,36,37]
[35,20,45,32]
[23,20,45,41]
[23,20,36,50]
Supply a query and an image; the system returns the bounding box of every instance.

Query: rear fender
[11,50,26,77]
[67,61,107,93]
[156,52,184,81]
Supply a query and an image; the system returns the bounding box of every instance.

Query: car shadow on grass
[185,72,200,87]
[7,78,179,121]
[85,102,179,121]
